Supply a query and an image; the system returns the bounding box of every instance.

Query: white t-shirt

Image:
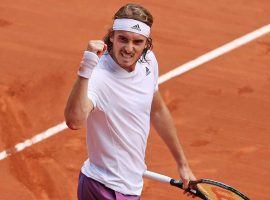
[81,51,159,195]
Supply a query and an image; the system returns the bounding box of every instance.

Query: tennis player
[65,3,196,200]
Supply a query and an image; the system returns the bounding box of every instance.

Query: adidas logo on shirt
[131,24,141,31]
[145,67,151,76]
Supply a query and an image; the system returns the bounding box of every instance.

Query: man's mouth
[120,51,134,59]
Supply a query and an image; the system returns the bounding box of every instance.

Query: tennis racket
[143,170,250,200]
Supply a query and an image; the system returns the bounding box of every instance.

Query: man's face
[110,30,148,71]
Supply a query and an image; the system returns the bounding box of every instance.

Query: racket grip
[170,179,183,189]
[170,179,206,199]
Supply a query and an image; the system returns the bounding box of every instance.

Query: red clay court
[0,0,270,199]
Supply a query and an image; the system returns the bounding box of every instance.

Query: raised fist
[86,40,107,58]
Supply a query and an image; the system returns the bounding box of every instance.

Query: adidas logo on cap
[131,24,141,31]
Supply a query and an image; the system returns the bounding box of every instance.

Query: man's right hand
[78,40,106,79]
[87,40,107,58]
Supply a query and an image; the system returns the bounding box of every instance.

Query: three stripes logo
[145,67,151,76]
[131,24,141,31]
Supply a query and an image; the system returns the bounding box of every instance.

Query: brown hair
[103,3,154,62]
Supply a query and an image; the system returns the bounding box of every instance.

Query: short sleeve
[87,69,100,109]
[88,89,98,108]
[153,58,159,92]
[147,51,159,92]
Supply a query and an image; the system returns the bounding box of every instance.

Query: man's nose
[124,42,134,53]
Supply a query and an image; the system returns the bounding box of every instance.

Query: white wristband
[77,51,99,79]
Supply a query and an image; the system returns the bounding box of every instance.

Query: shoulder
[144,50,158,68]
[145,50,157,62]
[143,50,158,71]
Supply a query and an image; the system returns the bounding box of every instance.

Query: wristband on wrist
[77,51,99,79]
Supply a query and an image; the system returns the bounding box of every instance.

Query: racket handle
[143,170,172,183]
[170,179,184,189]
[171,179,207,199]
[144,170,207,199]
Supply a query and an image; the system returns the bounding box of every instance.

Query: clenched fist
[86,40,107,58]
[77,40,106,79]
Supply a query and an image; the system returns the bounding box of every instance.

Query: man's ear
[145,37,152,50]
[110,31,114,43]
[144,37,148,48]
[145,37,153,50]
[144,42,148,49]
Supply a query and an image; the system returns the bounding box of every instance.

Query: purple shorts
[77,172,140,200]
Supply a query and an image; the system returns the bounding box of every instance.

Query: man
[65,3,196,200]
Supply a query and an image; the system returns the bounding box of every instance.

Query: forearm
[150,92,189,167]
[151,107,188,167]
[64,76,93,130]
[150,93,196,186]
[65,41,106,130]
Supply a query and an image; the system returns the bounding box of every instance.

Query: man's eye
[119,37,128,42]
[134,40,143,45]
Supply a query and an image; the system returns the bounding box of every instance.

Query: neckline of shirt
[104,53,140,78]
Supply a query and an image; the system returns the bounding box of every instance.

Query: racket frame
[190,179,250,200]
[143,170,250,200]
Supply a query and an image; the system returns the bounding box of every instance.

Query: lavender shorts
[77,172,140,200]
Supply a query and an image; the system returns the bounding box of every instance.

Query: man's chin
[119,60,133,66]
[118,62,136,71]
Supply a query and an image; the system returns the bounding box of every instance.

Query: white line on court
[158,24,270,84]
[0,122,68,160]
[0,24,269,161]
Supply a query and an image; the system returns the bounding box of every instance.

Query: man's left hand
[178,164,196,190]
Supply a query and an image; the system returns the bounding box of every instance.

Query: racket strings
[197,183,247,200]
